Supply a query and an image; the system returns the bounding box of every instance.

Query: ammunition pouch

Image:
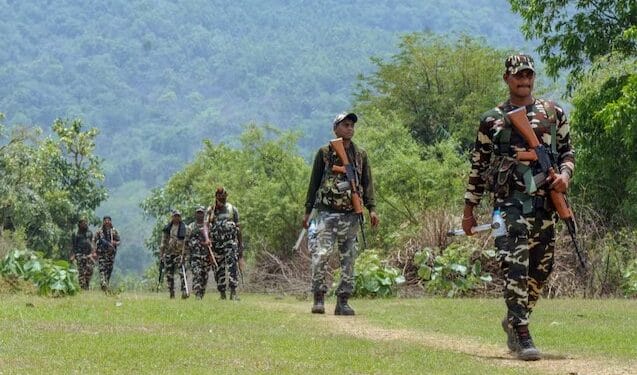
[483,156,518,198]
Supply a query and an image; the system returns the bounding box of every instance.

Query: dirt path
[259,299,636,375]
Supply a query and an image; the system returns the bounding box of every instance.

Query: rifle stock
[506,107,586,269]
[329,138,364,214]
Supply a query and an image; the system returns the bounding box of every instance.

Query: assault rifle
[329,137,367,248]
[293,208,316,252]
[507,107,586,269]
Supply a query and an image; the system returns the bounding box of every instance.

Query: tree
[354,33,508,149]
[570,55,637,224]
[509,0,637,90]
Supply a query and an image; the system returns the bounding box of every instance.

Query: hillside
[0,0,533,273]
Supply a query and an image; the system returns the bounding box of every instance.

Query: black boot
[334,295,355,316]
[220,290,227,300]
[169,290,175,299]
[230,289,240,301]
[515,326,541,361]
[181,291,189,299]
[501,318,518,352]
[311,292,325,314]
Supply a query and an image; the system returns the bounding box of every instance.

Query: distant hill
[0,0,533,273]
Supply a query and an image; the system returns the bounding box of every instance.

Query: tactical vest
[211,203,238,246]
[315,143,364,212]
[486,100,559,212]
[73,230,93,255]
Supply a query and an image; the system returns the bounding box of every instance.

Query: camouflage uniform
[160,219,189,298]
[465,96,574,328]
[304,127,376,301]
[187,220,214,299]
[72,228,94,290]
[94,226,120,291]
[209,202,241,296]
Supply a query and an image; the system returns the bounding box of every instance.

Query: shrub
[334,249,405,298]
[0,249,79,296]
[414,242,495,297]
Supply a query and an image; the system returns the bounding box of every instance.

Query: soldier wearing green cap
[462,53,574,361]
[160,210,189,299]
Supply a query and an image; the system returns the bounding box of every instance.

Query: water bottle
[491,208,507,238]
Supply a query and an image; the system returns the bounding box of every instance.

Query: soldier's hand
[369,211,380,229]
[462,205,477,236]
[550,172,570,193]
[302,213,310,229]
[238,257,246,272]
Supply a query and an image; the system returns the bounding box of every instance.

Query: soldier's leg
[499,203,533,327]
[191,253,204,298]
[214,248,227,297]
[311,212,338,295]
[77,256,87,289]
[165,254,177,298]
[527,208,556,312]
[97,254,108,290]
[334,213,359,316]
[105,252,115,286]
[228,247,239,300]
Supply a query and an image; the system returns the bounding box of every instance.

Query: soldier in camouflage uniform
[160,210,189,299]
[208,187,243,300]
[93,216,120,291]
[187,206,215,299]
[70,219,95,290]
[462,54,574,361]
[303,112,380,316]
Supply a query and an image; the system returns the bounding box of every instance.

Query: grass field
[0,292,635,374]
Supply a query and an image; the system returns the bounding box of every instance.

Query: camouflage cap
[171,209,181,216]
[505,54,535,75]
[195,206,205,213]
[332,112,358,127]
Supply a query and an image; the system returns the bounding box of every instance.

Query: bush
[414,242,495,297]
[0,249,79,297]
[334,249,405,298]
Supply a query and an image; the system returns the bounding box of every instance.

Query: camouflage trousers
[311,211,359,296]
[190,247,212,298]
[74,253,94,290]
[97,250,116,290]
[213,245,238,292]
[164,253,187,294]
[497,198,556,327]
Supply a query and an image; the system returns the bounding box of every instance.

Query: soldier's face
[334,119,355,140]
[103,218,112,228]
[172,214,181,224]
[505,69,535,99]
[79,221,88,230]
[216,195,226,207]
[195,211,205,221]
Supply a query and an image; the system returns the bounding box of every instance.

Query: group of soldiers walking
[159,186,244,300]
[70,216,121,291]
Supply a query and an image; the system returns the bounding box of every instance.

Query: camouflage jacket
[465,98,574,207]
[304,141,376,214]
[72,229,93,255]
[209,203,239,251]
[94,227,120,254]
[160,222,187,256]
[186,221,212,255]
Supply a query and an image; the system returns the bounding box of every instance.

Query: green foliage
[570,57,637,224]
[333,249,405,298]
[355,33,508,148]
[0,249,79,296]
[141,125,308,258]
[355,110,468,250]
[509,0,637,90]
[0,117,107,258]
[414,243,495,297]
[621,259,637,297]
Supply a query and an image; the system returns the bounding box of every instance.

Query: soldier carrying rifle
[462,54,575,361]
[302,112,379,316]
[93,216,120,292]
[187,206,217,300]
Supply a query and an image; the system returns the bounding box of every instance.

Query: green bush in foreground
[415,242,495,297]
[0,249,79,296]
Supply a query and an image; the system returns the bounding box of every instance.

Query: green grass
[0,292,633,374]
